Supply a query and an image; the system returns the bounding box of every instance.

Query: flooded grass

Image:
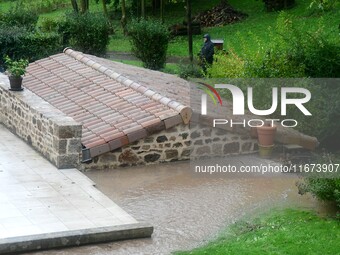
[175,209,340,255]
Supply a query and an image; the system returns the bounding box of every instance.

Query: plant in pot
[4,56,29,91]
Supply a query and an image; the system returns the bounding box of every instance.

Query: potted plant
[4,56,29,91]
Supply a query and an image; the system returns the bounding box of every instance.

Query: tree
[71,0,89,14]
[141,0,146,18]
[121,0,128,35]
[186,0,193,62]
[102,0,109,18]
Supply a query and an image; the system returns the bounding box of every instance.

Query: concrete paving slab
[0,124,153,254]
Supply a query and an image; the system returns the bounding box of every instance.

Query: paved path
[0,124,152,254]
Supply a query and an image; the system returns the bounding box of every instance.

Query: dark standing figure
[199,34,214,72]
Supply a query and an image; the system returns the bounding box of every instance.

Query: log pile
[193,2,247,27]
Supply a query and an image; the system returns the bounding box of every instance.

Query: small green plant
[129,19,170,70]
[4,56,28,77]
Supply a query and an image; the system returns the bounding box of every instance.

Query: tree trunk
[71,0,79,13]
[160,0,164,23]
[141,0,146,18]
[102,0,109,18]
[186,0,193,62]
[80,0,89,14]
[121,0,128,35]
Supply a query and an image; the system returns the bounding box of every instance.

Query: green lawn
[174,209,340,255]
[1,0,339,58]
[0,1,12,12]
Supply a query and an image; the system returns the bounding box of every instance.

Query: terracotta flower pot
[257,125,277,146]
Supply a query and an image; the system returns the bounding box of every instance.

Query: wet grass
[1,0,339,59]
[174,209,340,255]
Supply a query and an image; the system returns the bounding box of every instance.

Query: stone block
[212,144,222,155]
[144,137,154,143]
[56,154,79,169]
[181,149,191,157]
[223,142,240,154]
[196,146,211,156]
[241,142,252,152]
[55,124,82,139]
[118,149,139,163]
[165,149,178,159]
[144,153,161,163]
[67,138,82,154]
[156,135,168,143]
[190,130,201,139]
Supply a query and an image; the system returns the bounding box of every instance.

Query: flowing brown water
[28,161,323,255]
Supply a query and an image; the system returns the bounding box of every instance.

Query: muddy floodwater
[29,160,324,255]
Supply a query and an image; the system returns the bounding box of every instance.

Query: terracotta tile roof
[23,48,192,159]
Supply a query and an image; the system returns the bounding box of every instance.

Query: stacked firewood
[193,2,247,27]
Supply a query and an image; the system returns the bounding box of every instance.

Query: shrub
[207,50,245,78]
[19,31,62,61]
[0,25,27,66]
[129,19,170,70]
[298,154,340,209]
[0,2,38,30]
[64,12,111,56]
[23,0,69,14]
[302,178,340,208]
[0,26,61,67]
[178,63,203,79]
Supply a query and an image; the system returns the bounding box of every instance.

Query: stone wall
[82,123,258,170]
[0,75,82,168]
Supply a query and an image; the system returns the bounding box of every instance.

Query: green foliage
[129,19,170,70]
[298,153,340,209]
[178,63,203,79]
[205,13,340,145]
[0,25,61,66]
[0,26,26,65]
[302,178,340,207]
[175,209,340,255]
[243,13,340,78]
[18,0,69,14]
[4,55,28,77]
[309,0,337,12]
[207,50,245,78]
[0,2,38,30]
[19,31,62,61]
[64,12,111,56]
[39,17,63,33]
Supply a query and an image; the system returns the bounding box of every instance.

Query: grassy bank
[175,209,340,255]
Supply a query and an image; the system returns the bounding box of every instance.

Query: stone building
[0,49,318,170]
